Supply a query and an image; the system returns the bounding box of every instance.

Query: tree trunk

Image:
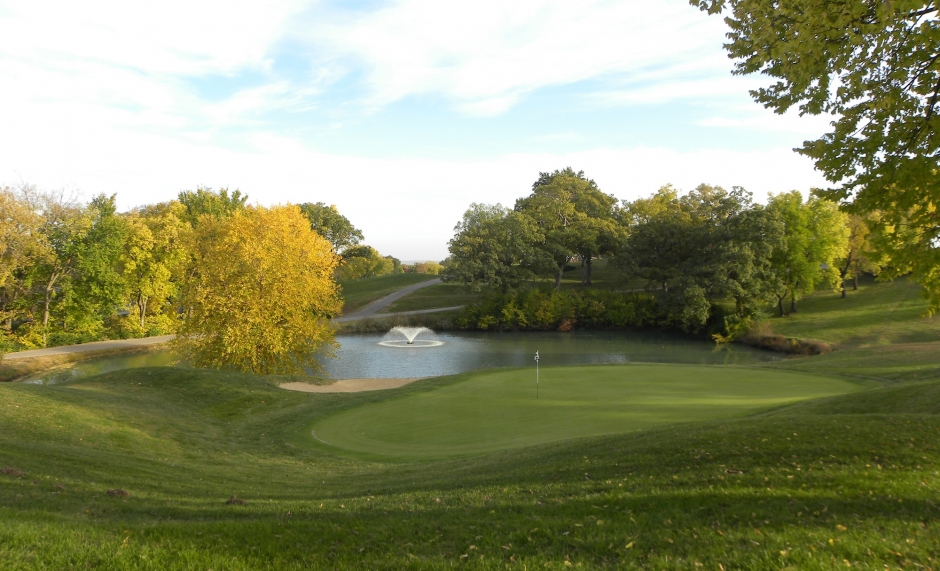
[138,295,148,329]
[790,293,797,314]
[839,251,852,298]
[43,274,57,347]
[853,271,859,290]
[555,264,564,290]
[777,297,785,317]
[583,257,593,286]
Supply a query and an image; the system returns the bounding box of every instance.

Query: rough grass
[1,368,939,569]
[339,273,438,314]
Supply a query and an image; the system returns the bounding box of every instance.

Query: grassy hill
[2,277,940,569]
[2,366,938,569]
[763,277,940,384]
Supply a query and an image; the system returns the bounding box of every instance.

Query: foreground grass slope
[2,366,938,570]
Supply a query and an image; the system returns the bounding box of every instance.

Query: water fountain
[378,326,445,348]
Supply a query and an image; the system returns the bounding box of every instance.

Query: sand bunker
[279,378,423,393]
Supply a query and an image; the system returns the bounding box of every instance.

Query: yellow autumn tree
[174,204,341,375]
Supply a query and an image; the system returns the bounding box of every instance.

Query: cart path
[4,335,176,360]
[336,277,442,321]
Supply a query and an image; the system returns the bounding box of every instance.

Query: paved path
[337,277,442,321]
[4,335,176,360]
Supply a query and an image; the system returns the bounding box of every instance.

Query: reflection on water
[18,330,780,385]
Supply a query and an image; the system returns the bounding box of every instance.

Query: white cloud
[309,0,733,114]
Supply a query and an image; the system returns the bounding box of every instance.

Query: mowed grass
[770,277,939,347]
[764,278,940,383]
[338,273,437,313]
[313,365,858,459]
[1,368,939,569]
[380,282,485,313]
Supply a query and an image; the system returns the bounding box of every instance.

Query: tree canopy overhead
[692,0,940,312]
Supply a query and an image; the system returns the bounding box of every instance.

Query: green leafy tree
[837,214,881,297]
[515,168,620,287]
[59,195,129,343]
[121,201,190,333]
[766,192,849,316]
[444,204,552,292]
[177,187,247,226]
[298,202,364,254]
[616,184,784,330]
[336,246,396,279]
[692,0,940,313]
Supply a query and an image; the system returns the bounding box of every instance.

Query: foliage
[174,205,341,375]
[177,186,247,226]
[515,168,621,286]
[444,203,553,292]
[692,0,940,312]
[403,260,442,274]
[335,245,397,280]
[456,288,666,331]
[120,201,190,335]
[299,202,364,254]
[836,213,881,297]
[0,185,45,331]
[766,192,849,316]
[615,184,784,331]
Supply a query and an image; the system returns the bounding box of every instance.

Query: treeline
[444,168,884,336]
[0,186,378,351]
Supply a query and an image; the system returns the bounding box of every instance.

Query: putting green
[312,364,858,459]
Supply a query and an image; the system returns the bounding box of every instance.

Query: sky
[0,0,832,261]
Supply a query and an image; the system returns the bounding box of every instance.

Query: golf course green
[312,364,858,459]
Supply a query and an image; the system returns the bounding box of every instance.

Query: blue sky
[0,0,830,260]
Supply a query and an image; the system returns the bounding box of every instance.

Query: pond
[19,330,781,385]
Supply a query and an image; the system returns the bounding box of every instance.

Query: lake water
[19,330,780,385]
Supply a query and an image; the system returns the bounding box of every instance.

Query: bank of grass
[761,277,940,383]
[379,282,484,313]
[338,273,438,313]
[1,367,938,569]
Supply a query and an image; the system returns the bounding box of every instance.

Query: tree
[692,0,940,313]
[615,184,784,330]
[836,214,880,297]
[0,186,45,333]
[177,187,247,226]
[766,192,848,316]
[21,190,91,346]
[298,202,364,254]
[174,205,341,375]
[515,168,620,287]
[60,195,129,342]
[336,245,396,279]
[444,204,552,292]
[121,201,190,333]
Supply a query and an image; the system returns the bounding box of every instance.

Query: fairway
[312,364,858,459]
